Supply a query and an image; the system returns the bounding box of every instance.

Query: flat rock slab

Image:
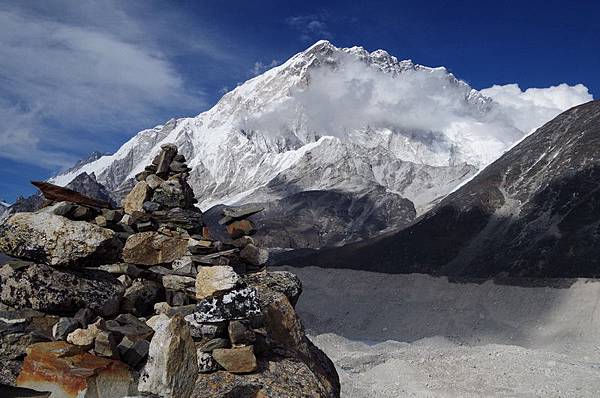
[123,232,188,266]
[0,212,122,267]
[0,263,124,314]
[16,341,137,398]
[31,181,112,209]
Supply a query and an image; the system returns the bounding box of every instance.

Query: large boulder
[0,262,124,314]
[195,265,240,300]
[138,314,198,398]
[16,341,138,397]
[0,211,122,267]
[122,232,188,266]
[192,356,337,398]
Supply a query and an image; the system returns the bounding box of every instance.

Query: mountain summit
[50,41,586,248]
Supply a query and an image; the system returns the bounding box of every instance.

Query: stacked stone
[0,143,312,398]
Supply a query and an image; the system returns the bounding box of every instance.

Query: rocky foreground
[0,144,339,397]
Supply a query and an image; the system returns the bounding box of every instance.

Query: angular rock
[195,265,240,300]
[228,321,256,346]
[94,331,121,359]
[212,346,257,373]
[106,314,154,341]
[143,201,160,212]
[123,232,188,266]
[155,144,178,177]
[172,256,196,276]
[122,181,151,215]
[152,179,194,209]
[243,271,303,307]
[145,314,170,331]
[231,235,255,248]
[50,201,74,217]
[0,263,124,314]
[226,219,255,238]
[66,319,104,347]
[94,215,107,227]
[0,212,122,267]
[118,274,133,288]
[31,180,112,209]
[121,279,165,317]
[187,287,261,323]
[16,341,137,397]
[192,356,338,398]
[240,244,269,267]
[138,314,198,398]
[70,205,97,221]
[102,209,123,223]
[145,174,164,190]
[162,274,196,293]
[197,351,221,373]
[73,308,95,328]
[118,336,150,368]
[52,318,80,341]
[166,290,190,306]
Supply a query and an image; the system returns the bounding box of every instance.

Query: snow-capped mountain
[50,40,589,247]
[291,100,600,277]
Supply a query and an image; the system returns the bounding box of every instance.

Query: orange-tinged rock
[226,219,255,239]
[16,341,137,397]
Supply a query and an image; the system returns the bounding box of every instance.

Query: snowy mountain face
[50,41,589,247]
[291,101,600,277]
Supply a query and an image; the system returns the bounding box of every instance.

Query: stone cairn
[0,143,339,397]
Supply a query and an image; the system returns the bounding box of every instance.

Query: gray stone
[52,317,80,341]
[95,215,107,227]
[122,279,165,317]
[155,144,178,177]
[0,263,124,314]
[74,308,95,328]
[240,244,269,266]
[152,179,190,209]
[138,314,198,398]
[118,274,133,288]
[50,201,74,216]
[95,330,121,358]
[0,212,122,267]
[136,221,155,232]
[118,336,150,368]
[102,209,123,223]
[166,290,190,306]
[187,321,227,341]
[106,314,154,341]
[162,274,196,293]
[145,174,164,190]
[228,320,255,345]
[143,201,161,212]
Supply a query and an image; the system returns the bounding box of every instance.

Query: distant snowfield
[275,266,600,397]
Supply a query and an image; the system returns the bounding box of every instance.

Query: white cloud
[0,2,209,169]
[480,83,593,132]
[243,54,593,168]
[251,60,280,76]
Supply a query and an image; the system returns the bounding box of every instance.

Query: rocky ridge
[0,144,339,397]
[289,100,600,278]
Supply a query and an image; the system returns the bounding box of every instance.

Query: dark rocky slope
[288,100,600,278]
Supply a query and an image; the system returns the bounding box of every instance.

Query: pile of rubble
[0,144,339,397]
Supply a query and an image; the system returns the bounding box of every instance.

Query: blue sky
[1,0,598,202]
